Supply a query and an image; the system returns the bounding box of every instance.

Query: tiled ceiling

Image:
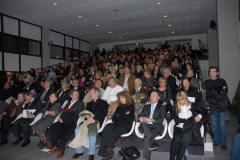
[0,0,216,43]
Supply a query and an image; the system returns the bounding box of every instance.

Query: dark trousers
[13,118,33,140]
[235,94,240,123]
[1,115,16,141]
[49,122,73,151]
[140,123,159,160]
[170,138,187,160]
[98,123,131,157]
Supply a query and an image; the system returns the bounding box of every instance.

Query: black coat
[172,103,206,147]
[138,102,166,135]
[24,98,42,116]
[34,75,42,86]
[57,89,70,104]
[134,71,143,79]
[70,86,85,101]
[86,98,109,126]
[0,88,13,101]
[23,82,37,92]
[38,88,54,103]
[112,104,134,126]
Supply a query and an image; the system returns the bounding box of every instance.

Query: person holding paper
[178,78,201,108]
[0,92,25,145]
[32,92,61,149]
[170,91,205,160]
[12,91,42,147]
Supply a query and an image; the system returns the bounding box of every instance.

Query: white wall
[99,33,207,51]
[3,16,18,36]
[198,60,209,82]
[20,22,41,41]
[4,53,19,71]
[21,55,41,71]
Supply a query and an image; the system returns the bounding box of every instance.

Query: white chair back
[168,120,175,139]
[121,121,136,137]
[5,96,12,105]
[11,113,23,124]
[29,113,43,126]
[53,100,68,124]
[98,116,107,133]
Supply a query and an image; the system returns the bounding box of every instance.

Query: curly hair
[117,91,133,105]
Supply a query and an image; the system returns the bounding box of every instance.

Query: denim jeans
[210,111,226,146]
[235,94,240,123]
[75,125,97,155]
[231,133,240,160]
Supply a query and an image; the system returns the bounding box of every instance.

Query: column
[208,30,219,67]
[217,0,239,99]
[42,27,50,68]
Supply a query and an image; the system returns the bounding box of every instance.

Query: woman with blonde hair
[170,91,205,160]
[135,65,143,78]
[98,91,134,160]
[171,61,179,77]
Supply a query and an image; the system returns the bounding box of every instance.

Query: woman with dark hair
[29,68,36,77]
[48,67,56,79]
[178,78,201,107]
[55,66,61,76]
[32,92,61,149]
[98,91,134,159]
[142,69,155,93]
[42,68,47,76]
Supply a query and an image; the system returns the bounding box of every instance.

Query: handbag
[118,146,140,160]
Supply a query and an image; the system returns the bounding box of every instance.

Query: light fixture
[168,24,172,26]
[163,15,167,18]
[109,32,112,34]
[47,22,51,24]
[171,31,174,33]
[78,16,82,18]
[137,28,140,30]
[127,20,131,22]
[19,11,23,13]
[53,3,57,5]
[204,9,208,12]
[119,37,122,38]
[157,2,161,5]
[96,25,99,27]
[114,9,119,11]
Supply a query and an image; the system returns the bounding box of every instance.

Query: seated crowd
[0,44,207,160]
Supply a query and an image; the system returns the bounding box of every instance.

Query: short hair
[134,78,142,84]
[18,92,25,96]
[110,77,118,84]
[69,89,79,96]
[51,92,59,99]
[92,87,101,97]
[25,91,34,97]
[209,66,219,73]
[45,80,51,86]
[72,79,79,83]
[61,80,69,85]
[158,77,167,83]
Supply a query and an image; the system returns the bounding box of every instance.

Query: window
[73,50,79,60]
[3,34,18,53]
[80,51,89,59]
[50,46,63,59]
[20,38,40,56]
[65,48,72,60]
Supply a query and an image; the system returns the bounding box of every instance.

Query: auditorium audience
[118,66,136,91]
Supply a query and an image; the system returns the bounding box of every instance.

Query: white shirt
[101,85,123,104]
[178,105,202,119]
[123,75,129,89]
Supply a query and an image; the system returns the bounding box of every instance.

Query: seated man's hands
[58,118,63,123]
[27,114,34,118]
[139,117,155,123]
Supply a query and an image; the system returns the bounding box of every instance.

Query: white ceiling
[0,0,216,44]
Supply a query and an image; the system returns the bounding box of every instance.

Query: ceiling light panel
[179,3,189,11]
[154,20,163,25]
[191,15,199,21]
[176,26,183,31]
[191,1,201,9]
[157,6,168,14]
[192,24,199,29]
[172,17,181,23]
[183,25,191,30]
[168,5,178,12]
[160,28,168,32]
[182,16,190,22]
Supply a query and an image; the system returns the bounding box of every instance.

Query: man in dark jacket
[204,66,228,151]
[138,91,166,160]
[12,91,42,147]
[72,88,108,160]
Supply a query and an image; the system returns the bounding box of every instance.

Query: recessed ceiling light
[114,9,119,11]
[163,15,167,18]
[47,22,51,24]
[157,2,161,5]
[96,25,99,27]
[53,3,57,5]
[78,16,82,18]
[171,31,174,33]
[204,9,208,12]
[109,32,112,34]
[127,20,131,22]
[19,11,23,14]
[137,28,140,30]
[119,37,122,38]
[168,24,172,26]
